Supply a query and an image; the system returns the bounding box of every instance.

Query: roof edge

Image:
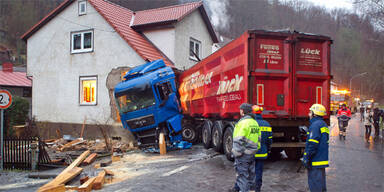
[198,6,218,43]
[21,0,75,41]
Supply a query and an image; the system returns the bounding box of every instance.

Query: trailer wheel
[212,121,224,153]
[223,125,234,161]
[202,120,213,149]
[182,124,198,144]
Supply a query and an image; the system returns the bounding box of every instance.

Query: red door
[293,35,332,118]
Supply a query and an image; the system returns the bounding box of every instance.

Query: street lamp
[349,72,367,95]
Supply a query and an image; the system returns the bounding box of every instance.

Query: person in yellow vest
[302,104,329,192]
[230,103,261,192]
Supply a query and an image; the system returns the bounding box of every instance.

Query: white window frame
[189,38,201,61]
[79,76,97,106]
[78,0,87,16]
[71,30,93,54]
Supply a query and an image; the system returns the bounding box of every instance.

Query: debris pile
[35,134,136,191]
[37,150,116,192]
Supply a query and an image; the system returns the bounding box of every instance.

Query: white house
[21,0,218,139]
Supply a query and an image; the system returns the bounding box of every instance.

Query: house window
[80,76,97,105]
[78,1,87,15]
[189,38,201,61]
[71,30,93,53]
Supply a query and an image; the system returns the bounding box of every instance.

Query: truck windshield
[116,83,156,113]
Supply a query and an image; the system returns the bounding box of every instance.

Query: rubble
[34,135,136,191]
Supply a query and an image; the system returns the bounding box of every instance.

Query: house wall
[174,10,214,70]
[26,0,144,127]
[143,28,175,63]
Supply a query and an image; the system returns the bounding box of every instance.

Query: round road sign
[0,90,12,109]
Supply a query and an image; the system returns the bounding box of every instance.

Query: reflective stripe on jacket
[253,114,272,159]
[303,116,329,168]
[232,115,260,157]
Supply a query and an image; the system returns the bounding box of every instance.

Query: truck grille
[126,115,155,129]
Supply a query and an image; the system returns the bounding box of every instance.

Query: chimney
[2,62,13,72]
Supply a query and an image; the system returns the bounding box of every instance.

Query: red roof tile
[88,0,173,66]
[21,0,218,67]
[132,1,202,26]
[0,71,31,87]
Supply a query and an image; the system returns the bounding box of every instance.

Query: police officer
[302,104,329,192]
[230,103,261,192]
[252,105,272,192]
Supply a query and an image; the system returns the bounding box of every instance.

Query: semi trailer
[114,30,332,160]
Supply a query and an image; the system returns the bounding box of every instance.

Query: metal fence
[2,137,51,170]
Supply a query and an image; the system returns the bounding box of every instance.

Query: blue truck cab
[114,60,183,147]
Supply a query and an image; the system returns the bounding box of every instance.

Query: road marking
[162,165,190,177]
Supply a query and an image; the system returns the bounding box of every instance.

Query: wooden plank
[111,155,120,162]
[82,153,97,166]
[159,133,166,155]
[64,150,90,171]
[80,116,87,138]
[77,177,96,192]
[65,186,79,191]
[38,150,90,191]
[59,139,85,151]
[56,129,62,139]
[38,167,83,192]
[80,176,89,185]
[92,171,106,190]
[103,169,114,176]
[39,184,65,192]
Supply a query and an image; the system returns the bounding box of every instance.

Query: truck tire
[223,125,234,161]
[202,120,213,149]
[182,124,198,144]
[212,121,224,152]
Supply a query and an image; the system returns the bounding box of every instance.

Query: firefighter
[252,105,272,192]
[302,104,329,192]
[230,103,261,192]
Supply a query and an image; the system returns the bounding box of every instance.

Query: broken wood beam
[103,169,114,176]
[80,176,89,185]
[39,184,65,192]
[92,170,106,190]
[38,167,83,192]
[38,150,90,192]
[80,116,87,138]
[56,129,62,139]
[60,139,86,151]
[82,153,97,166]
[159,132,166,155]
[77,177,96,192]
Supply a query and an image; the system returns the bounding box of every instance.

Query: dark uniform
[232,103,261,192]
[253,114,272,192]
[303,116,329,192]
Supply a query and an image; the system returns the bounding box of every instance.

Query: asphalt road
[1,113,383,192]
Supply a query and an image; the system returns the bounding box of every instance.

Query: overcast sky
[305,0,354,10]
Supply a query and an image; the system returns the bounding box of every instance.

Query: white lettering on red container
[217,74,243,95]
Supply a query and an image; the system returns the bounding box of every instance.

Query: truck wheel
[223,125,234,161]
[202,120,213,149]
[182,124,198,144]
[212,121,224,153]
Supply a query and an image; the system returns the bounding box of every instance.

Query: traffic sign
[0,90,12,109]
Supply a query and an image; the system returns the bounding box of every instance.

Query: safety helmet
[252,105,263,114]
[309,104,326,116]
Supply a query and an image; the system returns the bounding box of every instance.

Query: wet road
[101,113,383,192]
[2,113,383,192]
